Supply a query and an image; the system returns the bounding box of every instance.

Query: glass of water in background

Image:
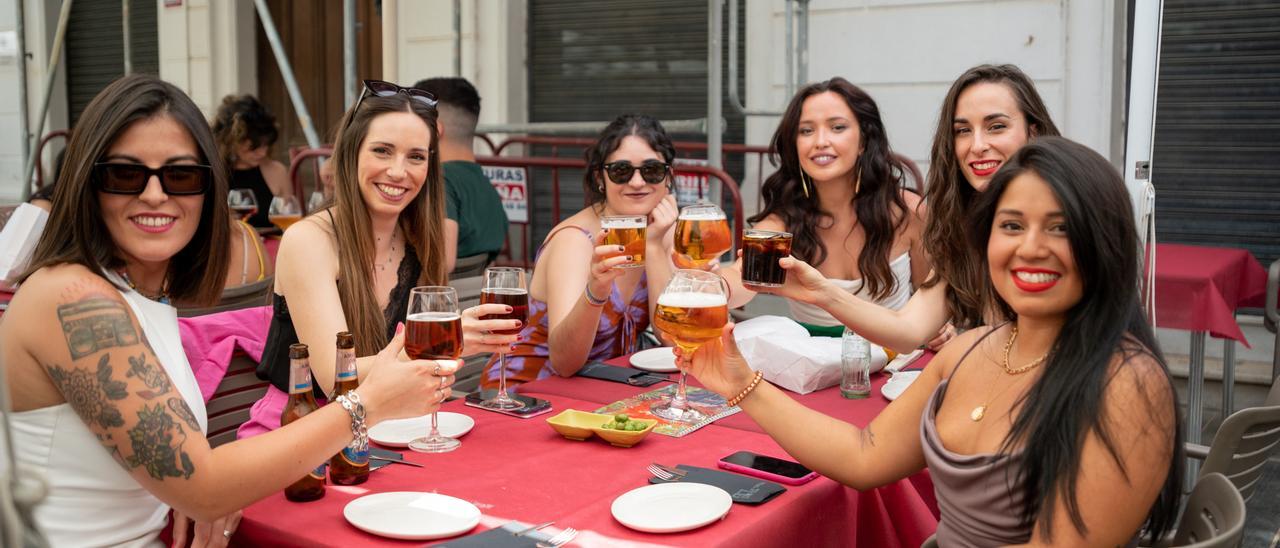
[841,328,871,399]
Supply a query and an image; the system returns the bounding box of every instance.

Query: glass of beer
[600,215,646,267]
[651,269,729,423]
[674,203,732,270]
[405,286,463,453]
[228,189,258,222]
[741,229,793,288]
[269,195,303,231]
[479,267,528,410]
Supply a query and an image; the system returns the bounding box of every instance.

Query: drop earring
[800,170,811,199]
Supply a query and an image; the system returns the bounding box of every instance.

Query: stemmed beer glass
[405,286,463,453]
[479,267,528,410]
[227,189,258,222]
[651,269,729,422]
[674,203,731,270]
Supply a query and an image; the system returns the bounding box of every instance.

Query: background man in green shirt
[413,77,509,273]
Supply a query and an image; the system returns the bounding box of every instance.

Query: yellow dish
[545,410,657,447]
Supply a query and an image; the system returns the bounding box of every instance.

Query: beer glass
[269,195,303,231]
[405,286,463,453]
[479,267,528,410]
[600,215,646,267]
[306,190,327,213]
[651,269,729,422]
[741,229,793,288]
[227,189,258,222]
[674,203,731,269]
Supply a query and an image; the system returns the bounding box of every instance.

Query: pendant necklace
[375,227,400,272]
[970,325,1048,422]
[118,269,171,305]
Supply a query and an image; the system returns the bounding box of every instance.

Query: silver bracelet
[584,283,607,306]
[335,391,368,452]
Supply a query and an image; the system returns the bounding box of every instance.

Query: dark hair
[748,77,912,300]
[22,74,230,305]
[210,94,280,169]
[412,77,481,118]
[968,137,1182,542]
[925,64,1061,328]
[582,114,676,207]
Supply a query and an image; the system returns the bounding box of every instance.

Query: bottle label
[335,370,357,381]
[308,463,327,481]
[338,444,369,466]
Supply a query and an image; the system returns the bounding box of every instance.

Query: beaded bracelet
[584,283,607,307]
[335,391,369,452]
[726,371,765,407]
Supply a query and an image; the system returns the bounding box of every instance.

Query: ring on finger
[223,530,233,539]
[433,363,442,375]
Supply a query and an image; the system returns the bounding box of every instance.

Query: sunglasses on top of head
[94,162,212,195]
[356,80,438,110]
[603,160,672,185]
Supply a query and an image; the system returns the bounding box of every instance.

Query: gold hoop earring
[799,171,812,199]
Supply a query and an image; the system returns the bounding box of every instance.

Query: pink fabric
[1152,243,1268,345]
[237,386,289,439]
[238,393,937,547]
[177,305,271,403]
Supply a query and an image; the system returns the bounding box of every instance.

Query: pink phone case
[717,458,819,486]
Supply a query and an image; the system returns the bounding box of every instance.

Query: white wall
[0,0,71,203]
[158,0,256,116]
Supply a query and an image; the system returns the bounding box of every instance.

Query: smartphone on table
[464,390,553,419]
[717,450,819,485]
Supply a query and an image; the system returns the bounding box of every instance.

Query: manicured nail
[617,246,626,253]
[505,306,513,313]
[602,228,610,234]
[509,345,517,352]
[395,322,405,335]
[625,256,633,262]
[513,321,523,328]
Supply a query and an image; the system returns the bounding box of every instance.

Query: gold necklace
[970,325,1049,421]
[118,269,170,304]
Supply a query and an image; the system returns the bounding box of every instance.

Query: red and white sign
[482,166,529,224]
[672,158,709,207]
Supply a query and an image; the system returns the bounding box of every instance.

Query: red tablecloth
[237,365,939,547]
[1153,243,1268,344]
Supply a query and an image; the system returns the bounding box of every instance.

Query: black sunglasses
[357,79,438,110]
[603,160,671,185]
[94,162,212,195]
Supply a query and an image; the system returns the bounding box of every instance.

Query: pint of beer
[406,312,463,360]
[674,204,731,269]
[741,229,793,288]
[282,344,326,502]
[601,215,646,267]
[654,292,729,351]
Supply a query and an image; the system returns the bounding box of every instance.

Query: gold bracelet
[726,371,765,407]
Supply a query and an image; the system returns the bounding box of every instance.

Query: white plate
[343,491,480,540]
[611,482,732,533]
[881,371,922,401]
[629,347,678,373]
[368,412,475,448]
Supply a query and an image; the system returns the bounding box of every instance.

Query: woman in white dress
[0,74,455,547]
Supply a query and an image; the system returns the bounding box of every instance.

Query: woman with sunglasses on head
[238,80,515,438]
[684,137,1182,546]
[763,65,1060,352]
[480,114,679,388]
[0,74,455,546]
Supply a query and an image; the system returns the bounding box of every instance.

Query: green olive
[614,414,630,423]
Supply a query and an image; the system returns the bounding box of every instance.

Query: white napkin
[0,203,49,285]
[733,315,889,394]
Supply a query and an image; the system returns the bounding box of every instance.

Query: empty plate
[629,347,678,373]
[881,371,922,401]
[343,491,480,540]
[611,482,732,533]
[369,411,475,448]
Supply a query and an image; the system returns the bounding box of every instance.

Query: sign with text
[672,158,709,207]
[482,166,529,224]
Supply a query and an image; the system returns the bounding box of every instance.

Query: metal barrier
[34,130,70,189]
[288,146,333,215]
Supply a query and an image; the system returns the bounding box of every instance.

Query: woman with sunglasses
[239,80,515,438]
[480,114,679,388]
[0,74,455,546]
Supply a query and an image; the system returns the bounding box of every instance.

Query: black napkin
[576,361,669,387]
[648,464,786,505]
[433,523,553,547]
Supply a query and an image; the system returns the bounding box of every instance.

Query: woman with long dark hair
[683,137,1182,545]
[769,64,1061,350]
[716,77,929,336]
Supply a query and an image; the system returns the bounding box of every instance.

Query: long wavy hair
[924,64,1060,327]
[969,137,1182,542]
[210,94,279,169]
[22,74,230,305]
[749,77,911,300]
[581,114,676,209]
[330,93,446,356]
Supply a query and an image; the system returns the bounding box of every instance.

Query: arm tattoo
[127,403,196,480]
[858,426,877,450]
[127,353,172,400]
[45,356,128,429]
[167,398,202,432]
[57,298,139,359]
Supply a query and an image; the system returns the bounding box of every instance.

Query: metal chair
[177,277,274,318]
[1169,473,1246,547]
[1186,376,1280,502]
[1266,258,1277,383]
[450,253,491,280]
[205,353,270,448]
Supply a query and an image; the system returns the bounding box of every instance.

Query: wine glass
[674,203,731,270]
[268,196,303,231]
[405,286,463,453]
[306,191,327,213]
[479,267,528,410]
[227,189,258,222]
[651,269,729,422]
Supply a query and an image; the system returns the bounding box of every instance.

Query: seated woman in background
[683,137,1182,546]
[240,81,515,438]
[212,94,291,230]
[0,74,455,545]
[767,64,1060,352]
[713,77,930,338]
[482,114,679,388]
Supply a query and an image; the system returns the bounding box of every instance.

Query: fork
[536,527,578,548]
[646,463,687,481]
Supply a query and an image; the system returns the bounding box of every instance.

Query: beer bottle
[329,332,369,485]
[281,343,325,502]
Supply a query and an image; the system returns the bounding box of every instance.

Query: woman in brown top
[683,137,1182,546]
